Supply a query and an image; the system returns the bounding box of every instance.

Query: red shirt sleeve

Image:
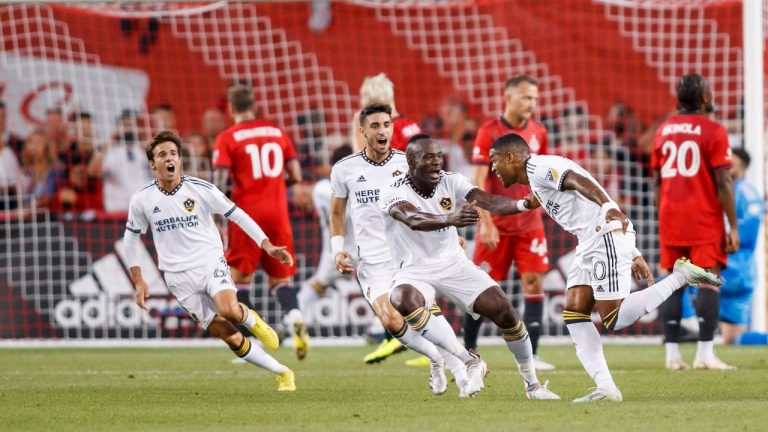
[282,133,298,161]
[471,125,492,164]
[706,124,732,169]
[212,133,232,168]
[650,128,663,169]
[539,127,548,155]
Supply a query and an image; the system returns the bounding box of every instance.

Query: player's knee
[389,285,425,316]
[520,272,543,295]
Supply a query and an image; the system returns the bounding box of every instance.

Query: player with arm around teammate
[489,132,721,401]
[380,134,560,400]
[125,130,296,391]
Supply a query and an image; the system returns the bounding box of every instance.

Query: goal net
[0,0,761,342]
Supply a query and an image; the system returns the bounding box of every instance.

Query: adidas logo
[595,285,604,293]
[356,175,367,182]
[153,206,161,214]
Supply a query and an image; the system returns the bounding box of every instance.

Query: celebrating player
[469,75,553,370]
[213,84,310,360]
[125,130,296,391]
[380,134,560,400]
[652,73,739,370]
[332,104,468,395]
[489,132,721,401]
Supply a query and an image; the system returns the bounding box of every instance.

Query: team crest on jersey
[545,168,558,183]
[183,198,196,212]
[391,168,403,177]
[439,196,453,211]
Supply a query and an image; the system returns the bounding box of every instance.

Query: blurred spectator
[0,133,26,211]
[606,101,646,165]
[52,112,103,216]
[182,131,211,180]
[586,145,633,209]
[558,105,590,165]
[309,0,332,33]
[297,108,326,180]
[152,103,176,133]
[88,110,153,212]
[0,100,24,160]
[20,129,62,208]
[44,106,73,160]
[202,107,227,153]
[426,96,477,178]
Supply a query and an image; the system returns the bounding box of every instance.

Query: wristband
[331,235,345,257]
[516,200,530,212]
[601,201,620,213]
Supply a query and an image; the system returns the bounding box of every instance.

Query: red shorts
[472,229,549,281]
[660,241,726,271]
[225,223,297,278]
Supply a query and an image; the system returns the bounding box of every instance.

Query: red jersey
[390,116,422,152]
[472,116,548,236]
[651,113,732,246]
[213,119,297,226]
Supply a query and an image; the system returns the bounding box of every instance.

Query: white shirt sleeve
[227,207,268,247]
[446,172,477,206]
[196,181,238,217]
[532,156,572,192]
[125,194,148,235]
[379,177,409,215]
[330,165,348,199]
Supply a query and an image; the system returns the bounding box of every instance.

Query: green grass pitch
[1,344,767,431]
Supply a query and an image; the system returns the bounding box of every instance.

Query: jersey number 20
[245,143,283,179]
[660,140,701,178]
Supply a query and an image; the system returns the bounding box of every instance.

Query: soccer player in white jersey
[331,103,468,396]
[124,130,297,391]
[488,133,721,402]
[380,134,559,400]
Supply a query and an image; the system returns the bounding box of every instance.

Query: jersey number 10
[660,140,701,178]
[245,143,283,179]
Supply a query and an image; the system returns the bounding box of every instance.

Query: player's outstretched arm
[226,207,293,266]
[389,200,479,231]
[714,167,740,253]
[124,228,149,309]
[285,159,302,187]
[330,196,354,274]
[562,170,630,233]
[466,188,538,216]
[261,239,294,266]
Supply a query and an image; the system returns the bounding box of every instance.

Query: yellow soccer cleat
[405,355,431,367]
[293,321,310,360]
[363,338,407,364]
[248,309,280,350]
[276,369,296,391]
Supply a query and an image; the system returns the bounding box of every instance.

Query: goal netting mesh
[0,0,761,342]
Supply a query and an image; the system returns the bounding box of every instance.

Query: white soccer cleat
[673,257,721,287]
[572,387,623,402]
[693,357,737,371]
[533,355,556,371]
[459,360,485,398]
[666,359,690,371]
[525,380,561,400]
[429,359,448,395]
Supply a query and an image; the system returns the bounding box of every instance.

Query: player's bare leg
[471,286,559,400]
[521,271,554,370]
[266,275,310,361]
[207,313,294,391]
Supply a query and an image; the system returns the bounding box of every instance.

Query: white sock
[235,337,288,374]
[567,322,618,392]
[613,273,686,330]
[696,340,715,362]
[404,307,473,363]
[397,326,442,362]
[239,303,257,329]
[438,346,467,383]
[283,308,304,330]
[297,281,320,313]
[665,342,682,362]
[505,336,539,387]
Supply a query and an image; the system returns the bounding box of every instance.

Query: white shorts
[163,256,237,329]
[356,261,395,306]
[566,230,635,301]
[392,257,496,320]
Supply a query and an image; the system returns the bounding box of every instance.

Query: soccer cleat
[405,355,431,367]
[467,348,491,378]
[572,387,623,402]
[533,355,556,371]
[666,359,690,371]
[293,321,310,360]
[276,370,296,391]
[363,338,407,364]
[693,357,737,370]
[525,380,561,400]
[429,359,448,395]
[459,359,485,398]
[248,309,280,350]
[673,257,721,287]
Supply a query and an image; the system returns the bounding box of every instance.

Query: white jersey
[527,154,629,251]
[312,178,355,256]
[380,171,476,268]
[331,150,408,264]
[126,175,236,272]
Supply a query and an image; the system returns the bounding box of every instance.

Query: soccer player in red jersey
[469,75,554,370]
[213,84,310,360]
[652,73,739,371]
[351,73,421,152]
